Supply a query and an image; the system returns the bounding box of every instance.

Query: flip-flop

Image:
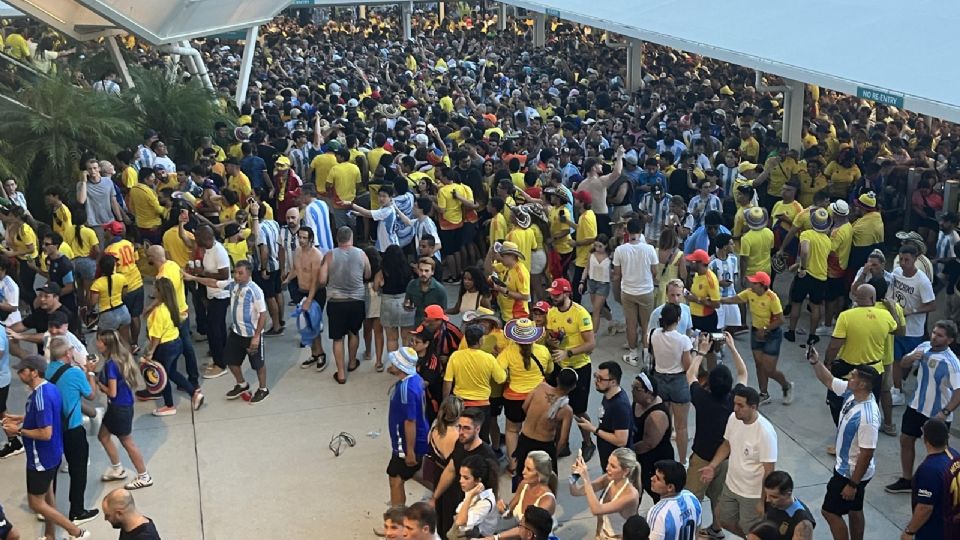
[347,358,360,372]
[375,362,384,373]
[333,372,346,384]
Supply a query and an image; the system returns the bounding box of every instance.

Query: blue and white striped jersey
[831,379,880,481]
[908,342,960,420]
[646,489,702,540]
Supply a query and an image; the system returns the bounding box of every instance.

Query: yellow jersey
[328,162,361,203]
[575,210,597,267]
[852,211,884,247]
[489,213,509,247]
[443,348,507,402]
[90,273,127,311]
[309,153,338,191]
[51,204,73,244]
[549,206,573,254]
[68,226,99,258]
[492,261,530,321]
[129,183,165,229]
[10,223,38,261]
[689,270,721,317]
[146,303,179,344]
[157,260,189,317]
[739,228,774,276]
[497,342,553,398]
[546,302,593,369]
[736,288,782,329]
[104,239,143,290]
[506,227,537,271]
[834,306,896,370]
[436,183,465,229]
[161,226,194,268]
[771,200,803,229]
[799,229,832,281]
[227,172,253,202]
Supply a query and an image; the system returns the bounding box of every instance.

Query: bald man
[824,284,898,425]
[101,488,160,539]
[146,245,199,389]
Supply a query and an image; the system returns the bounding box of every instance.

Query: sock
[111,463,122,470]
[139,471,150,479]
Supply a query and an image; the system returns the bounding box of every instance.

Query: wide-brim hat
[744,206,768,230]
[141,360,168,395]
[496,241,525,260]
[234,125,252,141]
[389,347,418,376]
[810,207,832,232]
[504,318,544,345]
[513,206,532,229]
[462,307,501,327]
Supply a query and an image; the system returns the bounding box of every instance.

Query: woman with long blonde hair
[95,329,153,489]
[489,450,559,539]
[570,447,642,539]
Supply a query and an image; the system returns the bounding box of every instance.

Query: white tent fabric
[502,0,960,122]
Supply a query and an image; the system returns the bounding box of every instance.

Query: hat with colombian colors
[744,206,768,230]
[504,318,544,345]
[546,278,572,295]
[810,207,832,232]
[857,191,877,209]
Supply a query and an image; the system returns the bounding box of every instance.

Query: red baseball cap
[546,278,572,295]
[103,221,124,237]
[573,190,592,205]
[532,300,551,313]
[423,304,448,321]
[747,271,772,287]
[684,249,710,264]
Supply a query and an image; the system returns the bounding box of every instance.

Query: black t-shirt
[690,382,744,460]
[764,499,815,540]
[47,255,77,309]
[22,305,75,334]
[598,388,634,469]
[119,518,161,539]
[668,169,694,201]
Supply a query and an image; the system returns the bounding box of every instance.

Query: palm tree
[124,66,234,164]
[0,74,137,217]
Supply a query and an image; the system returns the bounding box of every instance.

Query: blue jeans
[179,317,199,387]
[155,339,193,407]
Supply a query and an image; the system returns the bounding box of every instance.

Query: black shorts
[103,404,133,437]
[327,300,365,340]
[692,312,719,332]
[547,363,592,415]
[514,432,558,474]
[124,286,145,317]
[901,406,951,438]
[223,331,265,370]
[254,270,281,297]
[790,274,826,305]
[461,221,478,247]
[26,467,57,496]
[438,227,463,255]
[822,470,870,515]
[504,398,527,423]
[826,277,847,302]
[0,503,10,540]
[386,453,422,480]
[0,384,8,415]
[489,397,504,418]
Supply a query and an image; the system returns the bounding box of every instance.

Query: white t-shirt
[723,412,778,498]
[202,242,232,300]
[0,275,22,325]
[651,328,692,374]
[888,267,935,336]
[613,240,659,295]
[454,488,498,536]
[830,379,880,481]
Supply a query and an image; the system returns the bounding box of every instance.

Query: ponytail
[520,342,533,370]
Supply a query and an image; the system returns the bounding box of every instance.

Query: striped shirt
[935,229,959,274]
[687,194,723,229]
[413,216,442,262]
[279,225,299,275]
[830,379,880,481]
[288,143,314,183]
[908,342,960,420]
[135,145,155,171]
[646,489,702,540]
[639,192,672,242]
[256,219,281,272]
[217,279,268,337]
[303,199,334,254]
[370,203,399,252]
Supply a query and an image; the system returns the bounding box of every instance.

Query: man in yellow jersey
[544,277,596,460]
[328,148,361,229]
[505,208,537,272]
[849,191,884,272]
[436,165,473,282]
[738,207,774,289]
[147,245,199,388]
[546,187,575,279]
[224,158,253,203]
[785,208,832,346]
[684,249,722,351]
[103,221,145,352]
[129,168,166,246]
[309,140,341,194]
[484,241,530,322]
[568,191,597,304]
[721,271,793,406]
[44,187,73,245]
[443,324,507,443]
[822,200,854,336]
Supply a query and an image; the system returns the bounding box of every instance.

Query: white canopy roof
[503,0,960,122]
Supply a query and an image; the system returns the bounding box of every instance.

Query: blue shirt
[913,447,960,540]
[218,280,267,338]
[650,302,694,337]
[22,381,63,471]
[636,171,667,191]
[0,330,9,388]
[45,360,91,430]
[240,155,268,190]
[684,225,730,255]
[388,374,429,457]
[100,359,134,407]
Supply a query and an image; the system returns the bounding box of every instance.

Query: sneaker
[622,351,640,367]
[316,355,328,372]
[884,477,913,494]
[151,406,176,417]
[581,441,596,463]
[225,383,250,400]
[758,392,772,405]
[891,389,906,407]
[881,423,898,436]
[135,389,161,401]
[826,446,836,456]
[70,509,99,525]
[782,382,794,405]
[264,327,284,337]
[125,473,154,490]
[101,466,127,481]
[784,330,796,342]
[300,356,317,369]
[192,391,205,411]
[815,325,834,336]
[202,366,228,379]
[60,460,69,474]
[71,529,92,539]
[249,388,270,404]
[0,437,24,459]
[698,526,725,539]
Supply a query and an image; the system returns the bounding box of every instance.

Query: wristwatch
[941,407,953,416]
[846,479,859,489]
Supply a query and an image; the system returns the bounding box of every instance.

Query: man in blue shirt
[240,142,271,200]
[684,211,730,255]
[907,418,960,539]
[635,157,667,203]
[1,354,90,539]
[0,324,20,459]
[386,347,429,507]
[45,337,99,524]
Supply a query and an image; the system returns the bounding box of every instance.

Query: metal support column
[401,1,412,41]
[235,25,260,109]
[626,38,643,93]
[782,78,805,151]
[498,2,507,31]
[533,12,546,48]
[439,1,445,21]
[105,35,134,89]
[359,5,366,19]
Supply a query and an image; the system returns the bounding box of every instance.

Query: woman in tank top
[447,266,492,315]
[489,450,558,539]
[630,372,674,502]
[378,245,414,354]
[570,447,641,539]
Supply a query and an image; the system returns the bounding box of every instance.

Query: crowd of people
[2,4,960,540]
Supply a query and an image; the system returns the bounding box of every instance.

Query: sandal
[347,358,360,372]
[333,372,346,385]
[375,361,385,373]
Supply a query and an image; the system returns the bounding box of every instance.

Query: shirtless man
[283,226,328,370]
[513,368,577,484]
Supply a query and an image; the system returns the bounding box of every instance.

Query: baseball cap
[573,190,592,205]
[36,282,61,295]
[103,221,124,237]
[13,354,47,373]
[532,300,551,313]
[747,271,772,287]
[546,278,572,295]
[685,249,710,264]
[424,304,448,321]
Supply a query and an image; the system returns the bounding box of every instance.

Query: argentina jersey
[646,489,702,540]
[831,379,880,481]
[909,343,960,420]
[304,199,334,254]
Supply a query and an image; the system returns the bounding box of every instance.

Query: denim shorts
[72,257,97,281]
[586,279,610,298]
[653,371,691,403]
[98,305,131,331]
[750,326,783,356]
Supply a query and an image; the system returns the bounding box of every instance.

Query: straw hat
[744,206,768,230]
[504,318,544,345]
[810,207,832,232]
[497,241,525,259]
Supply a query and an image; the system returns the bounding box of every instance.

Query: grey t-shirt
[326,246,366,301]
[78,178,116,226]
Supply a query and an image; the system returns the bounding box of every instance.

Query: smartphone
[569,448,584,484]
[806,346,816,361]
[710,332,725,342]
[247,196,255,206]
